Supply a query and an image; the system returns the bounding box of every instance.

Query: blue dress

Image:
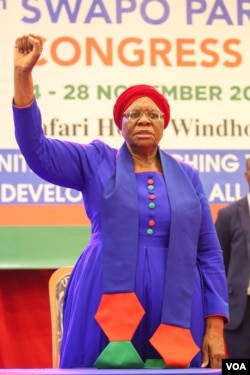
[12,100,229,369]
[60,172,204,367]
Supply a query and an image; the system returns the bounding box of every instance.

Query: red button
[148,220,155,227]
[149,194,155,200]
[147,178,154,185]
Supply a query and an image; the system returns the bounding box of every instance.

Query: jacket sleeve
[215,208,231,274]
[12,99,108,192]
[184,165,229,321]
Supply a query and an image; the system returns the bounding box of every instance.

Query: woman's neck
[129,149,162,173]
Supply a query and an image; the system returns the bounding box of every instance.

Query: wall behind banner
[1,0,250,267]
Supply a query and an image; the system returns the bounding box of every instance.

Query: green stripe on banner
[0,226,91,269]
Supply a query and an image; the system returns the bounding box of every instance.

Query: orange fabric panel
[150,324,199,368]
[95,293,145,341]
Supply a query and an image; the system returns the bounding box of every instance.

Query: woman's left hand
[201,316,225,369]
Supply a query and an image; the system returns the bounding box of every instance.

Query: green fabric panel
[144,359,167,369]
[94,341,144,369]
[0,226,91,269]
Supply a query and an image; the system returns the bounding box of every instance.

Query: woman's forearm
[14,66,34,107]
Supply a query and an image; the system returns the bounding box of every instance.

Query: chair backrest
[49,266,73,368]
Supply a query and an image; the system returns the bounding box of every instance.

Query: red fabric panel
[0,270,55,368]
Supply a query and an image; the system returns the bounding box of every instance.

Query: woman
[13,34,229,369]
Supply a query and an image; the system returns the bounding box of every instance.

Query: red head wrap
[113,84,170,129]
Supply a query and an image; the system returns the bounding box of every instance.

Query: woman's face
[121,97,165,152]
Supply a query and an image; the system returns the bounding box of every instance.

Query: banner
[0,1,249,267]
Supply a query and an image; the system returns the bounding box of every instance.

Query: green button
[149,202,155,209]
[147,228,154,235]
[148,185,154,190]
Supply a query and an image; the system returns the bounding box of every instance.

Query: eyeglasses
[123,109,164,122]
